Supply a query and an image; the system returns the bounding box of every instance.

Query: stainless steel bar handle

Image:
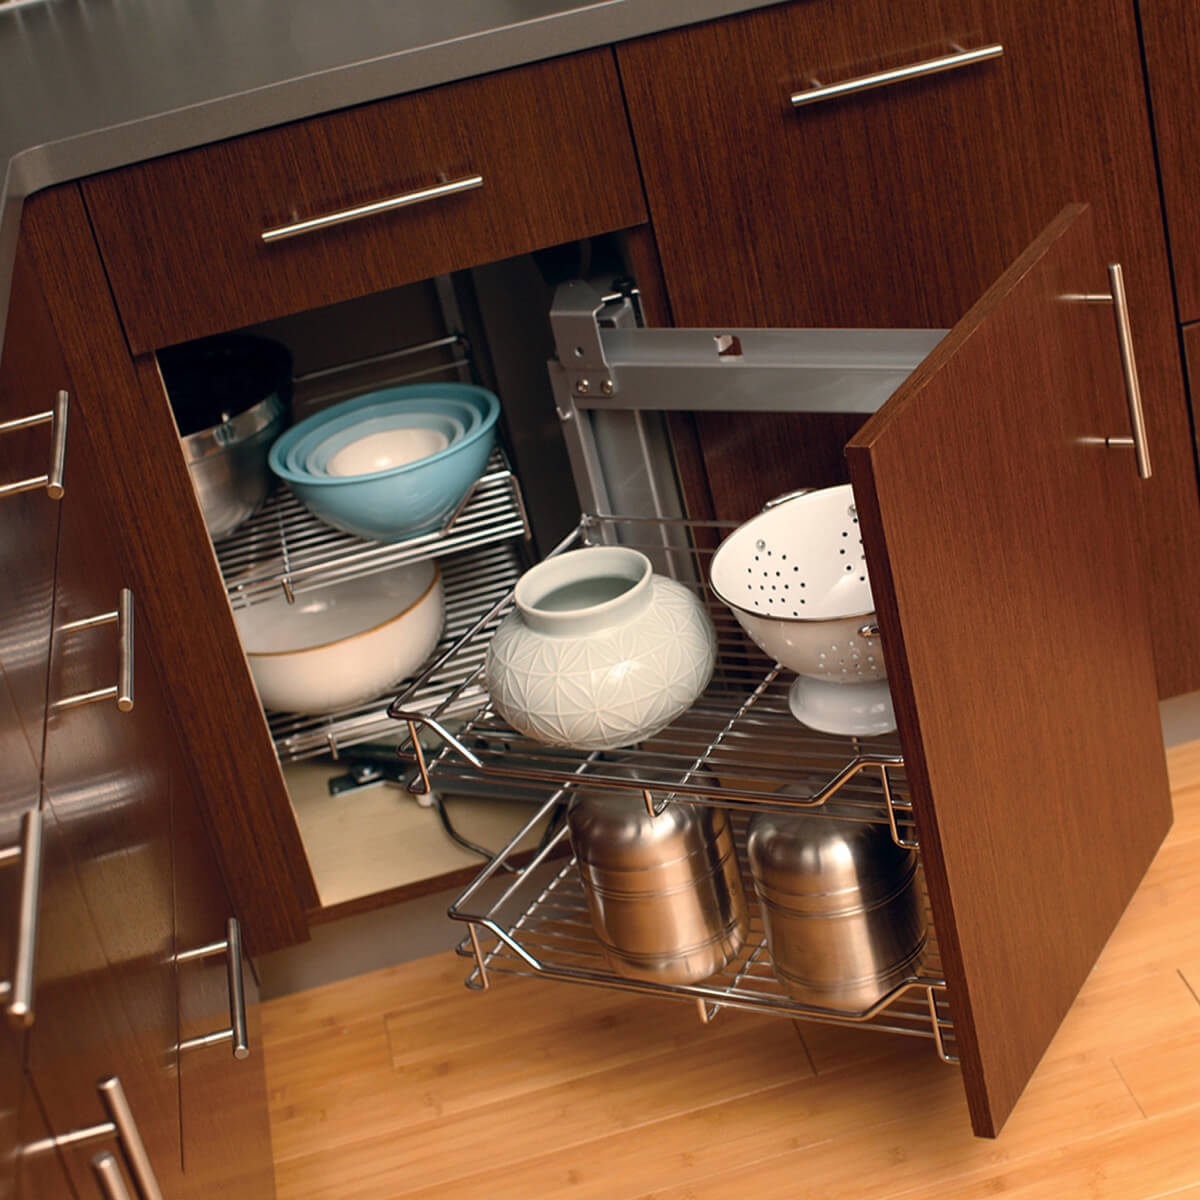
[226,916,249,1057]
[1,807,45,1029]
[790,44,1003,108]
[97,1077,164,1200]
[8,808,43,1028]
[91,1151,135,1200]
[1107,263,1152,480]
[54,589,135,713]
[0,389,68,499]
[261,174,484,243]
[176,918,250,1059]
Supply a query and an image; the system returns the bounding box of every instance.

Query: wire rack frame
[217,447,530,607]
[447,796,957,1061]
[389,513,917,844]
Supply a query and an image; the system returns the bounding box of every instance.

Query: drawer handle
[0,389,68,500]
[1105,262,1152,480]
[790,43,1003,108]
[25,1076,164,1200]
[91,1151,134,1200]
[54,589,135,713]
[260,174,485,243]
[176,917,250,1059]
[0,808,44,1029]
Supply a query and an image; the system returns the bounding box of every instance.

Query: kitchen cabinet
[1,4,1188,1146]
[616,0,1200,698]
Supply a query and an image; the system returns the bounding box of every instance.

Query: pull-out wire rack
[389,513,956,1058]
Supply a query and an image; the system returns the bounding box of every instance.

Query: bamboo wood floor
[261,741,1200,1199]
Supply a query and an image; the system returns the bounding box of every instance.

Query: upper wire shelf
[390,513,916,844]
[217,448,529,607]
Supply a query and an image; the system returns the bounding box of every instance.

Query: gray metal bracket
[546,279,946,526]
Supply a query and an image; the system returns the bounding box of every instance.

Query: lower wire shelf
[448,800,957,1062]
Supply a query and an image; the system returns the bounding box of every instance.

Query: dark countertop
[0,0,783,341]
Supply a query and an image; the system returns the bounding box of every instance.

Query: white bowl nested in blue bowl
[269,384,500,541]
[286,402,478,475]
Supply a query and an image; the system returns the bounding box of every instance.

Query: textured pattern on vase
[486,576,716,750]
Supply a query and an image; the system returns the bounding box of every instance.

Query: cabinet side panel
[846,207,1172,1135]
[21,184,316,953]
[1139,0,1200,322]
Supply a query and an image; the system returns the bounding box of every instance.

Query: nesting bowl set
[268,383,500,541]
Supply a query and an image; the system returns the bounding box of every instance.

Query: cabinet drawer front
[82,49,646,352]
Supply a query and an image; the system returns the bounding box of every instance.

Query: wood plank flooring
[261,741,1200,1198]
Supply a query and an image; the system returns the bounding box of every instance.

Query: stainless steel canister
[747,804,926,1011]
[567,789,748,984]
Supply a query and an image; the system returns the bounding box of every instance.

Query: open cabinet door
[845,204,1172,1137]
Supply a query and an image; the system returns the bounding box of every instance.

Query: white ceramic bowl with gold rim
[233,560,444,715]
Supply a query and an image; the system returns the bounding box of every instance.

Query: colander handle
[761,488,815,510]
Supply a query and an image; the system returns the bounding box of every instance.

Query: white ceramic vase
[485,546,717,751]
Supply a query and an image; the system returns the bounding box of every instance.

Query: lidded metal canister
[567,790,748,984]
[747,804,926,1011]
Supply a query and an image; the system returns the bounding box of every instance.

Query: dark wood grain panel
[83,49,647,352]
[0,243,65,773]
[22,185,316,955]
[1140,0,1200,322]
[845,206,1171,1135]
[173,770,275,1198]
[617,0,1200,696]
[29,801,183,1196]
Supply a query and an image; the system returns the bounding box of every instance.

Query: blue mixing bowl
[269,384,500,541]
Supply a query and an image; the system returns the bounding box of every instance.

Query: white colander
[709,484,895,736]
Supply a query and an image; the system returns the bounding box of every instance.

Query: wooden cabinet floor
[260,738,1200,1199]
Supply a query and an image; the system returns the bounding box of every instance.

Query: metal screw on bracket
[600,379,614,396]
[575,378,591,395]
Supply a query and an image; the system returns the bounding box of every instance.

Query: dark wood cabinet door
[617,0,1200,697]
[0,243,65,773]
[28,801,181,1197]
[173,771,275,1199]
[845,205,1170,1136]
[24,185,316,957]
[1139,0,1200,322]
[39,401,181,1175]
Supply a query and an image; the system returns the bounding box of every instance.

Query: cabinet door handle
[0,808,44,1029]
[1105,262,1152,480]
[261,173,484,243]
[0,389,69,499]
[91,1151,135,1200]
[176,917,250,1059]
[54,589,135,713]
[24,1076,163,1200]
[790,43,1003,108]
